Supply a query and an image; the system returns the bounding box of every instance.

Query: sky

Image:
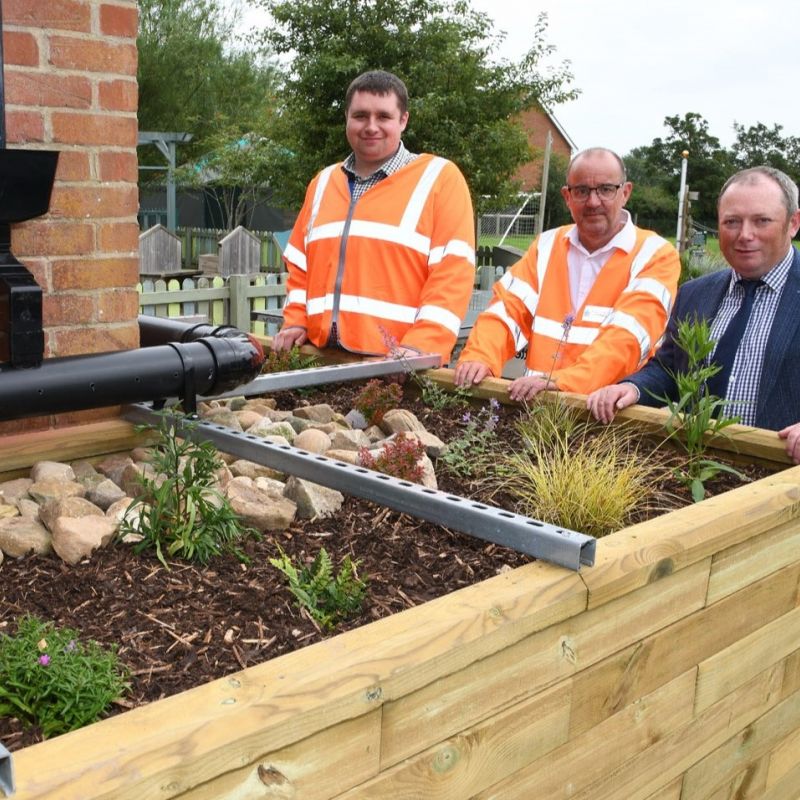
[238,0,800,158]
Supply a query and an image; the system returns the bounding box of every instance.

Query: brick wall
[515,106,574,191]
[3,0,139,431]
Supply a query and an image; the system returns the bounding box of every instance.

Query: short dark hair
[344,70,409,115]
[718,166,799,217]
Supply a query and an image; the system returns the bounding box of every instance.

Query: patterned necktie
[706,279,763,399]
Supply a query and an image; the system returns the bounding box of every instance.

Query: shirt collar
[566,210,636,256]
[728,246,794,293]
[341,141,411,181]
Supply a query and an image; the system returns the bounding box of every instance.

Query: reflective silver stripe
[416,304,461,336]
[307,165,337,242]
[309,219,431,255]
[534,316,598,346]
[499,270,539,318]
[400,156,447,230]
[283,242,307,272]
[285,289,307,306]
[524,368,547,377]
[486,300,528,351]
[629,234,668,278]
[306,293,417,324]
[535,227,559,290]
[624,276,672,312]
[429,238,476,265]
[603,310,651,361]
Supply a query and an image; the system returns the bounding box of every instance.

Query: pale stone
[379,408,428,435]
[324,449,361,465]
[31,460,76,483]
[365,425,386,444]
[201,408,243,431]
[85,478,127,511]
[294,428,331,454]
[386,430,447,458]
[28,480,86,505]
[262,408,295,422]
[16,498,40,519]
[214,464,234,490]
[0,517,52,557]
[292,403,336,423]
[417,454,438,490]
[0,478,32,505]
[283,476,344,519]
[39,496,104,532]
[330,428,371,451]
[0,503,19,519]
[105,497,137,524]
[226,482,296,532]
[227,395,247,411]
[247,420,296,442]
[228,460,284,481]
[70,460,99,481]
[243,398,276,412]
[51,516,118,565]
[96,454,135,486]
[120,462,157,498]
[345,408,368,430]
[254,476,287,494]
[130,447,154,463]
[235,409,263,431]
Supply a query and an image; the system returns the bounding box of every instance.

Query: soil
[0,383,773,752]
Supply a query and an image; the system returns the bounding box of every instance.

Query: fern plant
[270,547,367,630]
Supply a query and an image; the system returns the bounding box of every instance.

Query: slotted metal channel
[124,403,596,571]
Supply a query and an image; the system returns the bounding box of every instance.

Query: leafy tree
[731,122,800,184]
[257,0,577,212]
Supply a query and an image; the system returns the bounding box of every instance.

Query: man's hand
[508,375,556,402]
[272,326,307,352]
[454,360,493,387]
[778,422,800,464]
[586,383,639,424]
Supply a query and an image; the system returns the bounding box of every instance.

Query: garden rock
[293,403,336,424]
[202,408,243,431]
[330,429,371,451]
[345,408,368,429]
[264,435,292,447]
[105,497,137,525]
[0,477,32,504]
[229,460,284,481]
[283,476,344,519]
[86,479,127,511]
[16,498,40,519]
[228,395,247,411]
[379,409,428,436]
[39,496,105,532]
[262,408,294,423]
[130,447,154,463]
[365,425,385,443]
[243,398,276,412]
[120,463,157,498]
[96,454,135,486]
[254,476,287,495]
[0,517,52,557]
[31,460,76,483]
[70,459,99,481]
[294,428,331,454]
[387,430,447,458]
[247,419,296,442]
[28,480,86,505]
[235,410,263,431]
[226,482,296,532]
[51,516,118,565]
[0,502,18,519]
[325,449,360,465]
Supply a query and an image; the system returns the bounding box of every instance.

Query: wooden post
[535,131,552,237]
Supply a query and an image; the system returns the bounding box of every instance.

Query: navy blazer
[628,247,800,431]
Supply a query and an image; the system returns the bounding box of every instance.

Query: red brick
[3,31,38,66]
[99,79,137,112]
[98,289,139,322]
[43,292,97,326]
[6,70,91,109]
[100,3,138,38]
[4,0,90,32]
[50,321,138,356]
[54,149,92,182]
[12,220,94,257]
[13,256,50,291]
[52,111,137,147]
[52,257,139,291]
[98,221,139,252]
[54,407,123,427]
[98,150,137,182]
[49,36,137,76]
[50,184,139,219]
[5,109,44,143]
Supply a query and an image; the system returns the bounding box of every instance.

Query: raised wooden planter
[5,373,800,799]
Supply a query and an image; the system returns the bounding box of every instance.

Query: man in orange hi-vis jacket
[273,70,475,363]
[455,147,680,401]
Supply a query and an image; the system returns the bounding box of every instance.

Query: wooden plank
[337,682,571,800]
[766,723,800,789]
[570,563,800,737]
[380,559,708,767]
[11,563,585,800]
[183,709,381,800]
[780,650,800,699]
[707,519,800,604]
[695,606,800,713]
[701,756,769,800]
[472,669,696,800]
[642,777,683,800]
[682,687,800,799]
[761,759,800,800]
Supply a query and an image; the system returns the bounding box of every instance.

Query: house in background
[515,105,576,191]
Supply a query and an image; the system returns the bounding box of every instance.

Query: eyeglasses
[566,183,623,202]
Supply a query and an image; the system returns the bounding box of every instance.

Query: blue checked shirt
[341,141,418,201]
[710,247,794,425]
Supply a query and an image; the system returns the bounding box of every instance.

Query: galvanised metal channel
[124,403,596,571]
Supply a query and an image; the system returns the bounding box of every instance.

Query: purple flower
[489,398,500,411]
[562,314,575,331]
[38,654,51,666]
[461,411,472,424]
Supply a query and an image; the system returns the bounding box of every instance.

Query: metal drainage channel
[124,403,596,571]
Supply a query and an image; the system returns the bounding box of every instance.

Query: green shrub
[353,379,403,425]
[439,398,500,478]
[263,346,320,373]
[0,615,129,738]
[359,432,425,483]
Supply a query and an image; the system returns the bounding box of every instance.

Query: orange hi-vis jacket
[458,224,680,393]
[281,154,475,361]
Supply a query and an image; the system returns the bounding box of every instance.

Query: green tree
[257,0,577,212]
[731,121,800,184]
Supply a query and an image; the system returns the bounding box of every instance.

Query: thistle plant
[0,615,129,738]
[123,412,259,567]
[270,547,367,630]
[439,398,501,478]
[652,317,744,502]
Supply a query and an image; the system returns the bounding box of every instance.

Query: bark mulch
[0,383,772,752]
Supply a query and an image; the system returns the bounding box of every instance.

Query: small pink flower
[38,654,51,666]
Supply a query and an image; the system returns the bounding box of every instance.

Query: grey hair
[567,147,627,183]
[718,166,799,216]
